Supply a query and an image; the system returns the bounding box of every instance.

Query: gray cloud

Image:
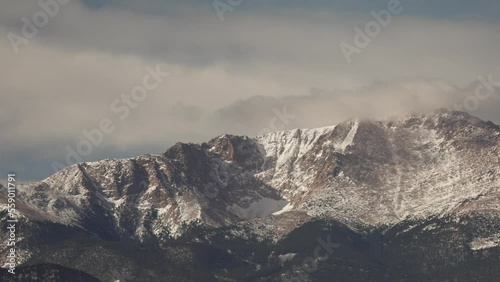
[1,1,499,181]
[210,79,500,136]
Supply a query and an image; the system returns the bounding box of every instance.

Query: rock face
[1,109,499,281]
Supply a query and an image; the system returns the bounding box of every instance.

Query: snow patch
[470,236,500,251]
[339,121,358,151]
[273,203,294,215]
[228,197,288,219]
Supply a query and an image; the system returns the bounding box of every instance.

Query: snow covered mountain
[1,109,500,281]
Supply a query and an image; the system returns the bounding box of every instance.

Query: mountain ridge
[1,109,500,281]
[6,109,500,236]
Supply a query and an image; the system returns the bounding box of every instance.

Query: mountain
[1,109,499,281]
[0,264,100,282]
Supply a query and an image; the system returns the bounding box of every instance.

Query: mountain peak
[3,110,500,281]
[7,110,500,240]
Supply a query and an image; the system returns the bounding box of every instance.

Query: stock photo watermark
[7,0,71,54]
[5,173,17,275]
[340,0,408,64]
[203,105,295,199]
[257,106,296,136]
[401,74,500,114]
[282,234,340,281]
[213,0,244,22]
[50,64,170,174]
[453,74,500,112]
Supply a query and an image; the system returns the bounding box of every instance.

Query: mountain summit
[2,110,499,281]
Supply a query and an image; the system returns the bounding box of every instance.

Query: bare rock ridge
[4,110,500,239]
[0,109,499,281]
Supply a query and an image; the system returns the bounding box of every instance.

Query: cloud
[0,0,499,181]
[210,78,500,136]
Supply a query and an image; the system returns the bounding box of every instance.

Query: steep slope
[255,110,500,228]
[1,109,500,281]
[6,110,500,237]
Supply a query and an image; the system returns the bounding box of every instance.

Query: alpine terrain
[1,109,499,281]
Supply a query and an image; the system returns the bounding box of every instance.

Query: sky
[1,0,500,182]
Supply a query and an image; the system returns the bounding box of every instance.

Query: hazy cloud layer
[1,0,499,181]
